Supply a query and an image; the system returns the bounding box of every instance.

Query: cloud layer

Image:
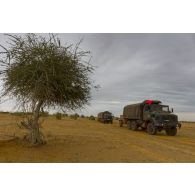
[1,33,195,120]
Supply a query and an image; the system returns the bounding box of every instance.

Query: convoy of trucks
[97,100,181,136]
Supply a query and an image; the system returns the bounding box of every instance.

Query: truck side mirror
[171,108,174,113]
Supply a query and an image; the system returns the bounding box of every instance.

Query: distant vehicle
[89,115,96,120]
[119,100,181,136]
[97,111,113,124]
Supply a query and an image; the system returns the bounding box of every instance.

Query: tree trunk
[29,100,44,145]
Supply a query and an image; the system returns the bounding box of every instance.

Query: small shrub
[75,113,80,118]
[56,112,62,120]
[10,112,33,116]
[70,114,78,120]
[0,111,9,114]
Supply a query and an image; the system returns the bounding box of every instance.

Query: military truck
[97,111,113,124]
[119,100,181,136]
[89,115,96,120]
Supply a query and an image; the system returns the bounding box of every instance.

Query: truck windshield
[150,105,169,112]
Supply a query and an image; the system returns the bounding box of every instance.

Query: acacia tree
[0,34,94,145]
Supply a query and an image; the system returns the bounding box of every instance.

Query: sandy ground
[0,114,195,162]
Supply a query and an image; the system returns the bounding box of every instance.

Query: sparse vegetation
[40,111,49,117]
[0,111,10,114]
[70,114,78,120]
[62,113,68,117]
[10,112,33,116]
[75,113,80,118]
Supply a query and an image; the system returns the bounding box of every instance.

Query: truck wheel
[166,127,177,136]
[127,121,131,130]
[131,121,138,131]
[147,123,157,135]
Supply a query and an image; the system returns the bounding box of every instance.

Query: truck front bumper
[155,123,177,129]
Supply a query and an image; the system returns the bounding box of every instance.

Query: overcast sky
[0,33,195,120]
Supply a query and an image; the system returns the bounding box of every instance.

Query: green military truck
[119,100,181,136]
[97,111,113,124]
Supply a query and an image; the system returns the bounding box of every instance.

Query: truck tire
[127,121,131,130]
[147,122,157,135]
[166,127,177,136]
[131,121,138,131]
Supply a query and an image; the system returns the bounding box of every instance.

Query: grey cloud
[0,33,195,120]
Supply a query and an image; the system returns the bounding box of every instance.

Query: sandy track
[0,114,195,162]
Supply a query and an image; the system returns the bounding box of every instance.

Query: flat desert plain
[0,114,195,162]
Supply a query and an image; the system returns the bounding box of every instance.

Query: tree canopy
[0,34,94,110]
[0,33,95,145]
